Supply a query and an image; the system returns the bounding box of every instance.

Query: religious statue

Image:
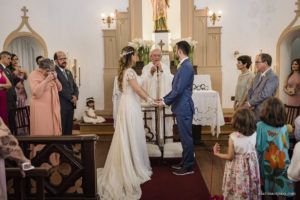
[151,0,170,32]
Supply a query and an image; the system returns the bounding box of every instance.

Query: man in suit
[246,53,279,121]
[54,51,79,136]
[156,41,195,175]
[0,51,20,133]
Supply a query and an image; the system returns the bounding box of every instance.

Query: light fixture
[101,12,115,28]
[208,10,222,25]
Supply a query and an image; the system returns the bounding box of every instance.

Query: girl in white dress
[97,46,154,200]
[83,97,105,124]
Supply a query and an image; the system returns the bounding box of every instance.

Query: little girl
[213,108,261,199]
[83,97,105,124]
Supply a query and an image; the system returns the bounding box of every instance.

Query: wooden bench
[6,167,50,200]
[6,135,100,200]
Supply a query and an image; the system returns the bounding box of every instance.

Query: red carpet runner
[141,159,210,200]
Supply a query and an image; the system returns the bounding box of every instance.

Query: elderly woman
[0,117,33,200]
[29,59,62,136]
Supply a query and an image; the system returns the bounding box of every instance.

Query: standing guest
[29,59,62,136]
[246,53,279,121]
[36,55,44,67]
[288,116,300,199]
[213,108,261,199]
[0,51,20,133]
[234,55,254,110]
[54,51,79,136]
[283,58,300,106]
[7,54,28,107]
[156,41,195,175]
[256,97,294,198]
[0,68,12,126]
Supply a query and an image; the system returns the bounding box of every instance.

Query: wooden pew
[6,167,50,200]
[6,135,99,200]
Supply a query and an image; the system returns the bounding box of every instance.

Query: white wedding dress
[97,68,152,200]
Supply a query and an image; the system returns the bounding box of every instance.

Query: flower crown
[120,50,134,58]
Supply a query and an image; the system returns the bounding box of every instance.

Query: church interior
[0,0,300,199]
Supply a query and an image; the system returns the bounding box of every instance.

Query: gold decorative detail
[101,13,115,28]
[208,10,222,25]
[3,6,48,57]
[233,50,239,57]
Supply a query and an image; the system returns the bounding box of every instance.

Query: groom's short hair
[176,41,190,56]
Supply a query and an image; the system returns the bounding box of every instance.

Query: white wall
[0,0,128,118]
[0,0,298,115]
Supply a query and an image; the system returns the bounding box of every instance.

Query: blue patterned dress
[256,122,294,197]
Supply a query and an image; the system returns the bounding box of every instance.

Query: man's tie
[62,70,68,80]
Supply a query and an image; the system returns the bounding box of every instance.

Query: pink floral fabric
[222,132,261,200]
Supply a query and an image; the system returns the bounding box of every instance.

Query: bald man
[54,51,79,136]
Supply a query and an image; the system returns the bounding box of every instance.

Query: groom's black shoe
[171,163,183,170]
[172,167,194,176]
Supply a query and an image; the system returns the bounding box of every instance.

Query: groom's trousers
[176,114,194,170]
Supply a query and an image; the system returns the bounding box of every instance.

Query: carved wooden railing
[6,135,99,200]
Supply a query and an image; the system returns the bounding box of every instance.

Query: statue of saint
[151,0,170,32]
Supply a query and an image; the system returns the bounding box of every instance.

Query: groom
[156,41,195,175]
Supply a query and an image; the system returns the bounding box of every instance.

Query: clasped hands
[152,99,164,107]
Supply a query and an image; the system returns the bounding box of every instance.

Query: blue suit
[164,58,195,170]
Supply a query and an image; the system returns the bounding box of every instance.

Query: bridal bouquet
[170,37,198,65]
[128,39,154,65]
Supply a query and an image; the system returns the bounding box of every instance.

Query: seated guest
[0,117,34,200]
[233,55,254,110]
[256,97,294,198]
[83,97,105,124]
[7,54,28,107]
[29,58,62,136]
[0,68,12,126]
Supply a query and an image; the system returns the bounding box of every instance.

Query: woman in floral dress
[256,97,294,198]
[213,108,261,199]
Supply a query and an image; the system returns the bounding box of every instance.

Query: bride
[97,46,154,200]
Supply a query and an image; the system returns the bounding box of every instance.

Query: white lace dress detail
[97,68,152,200]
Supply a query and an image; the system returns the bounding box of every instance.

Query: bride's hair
[118,46,135,92]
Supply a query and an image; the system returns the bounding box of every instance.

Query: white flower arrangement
[170,37,198,65]
[128,38,154,65]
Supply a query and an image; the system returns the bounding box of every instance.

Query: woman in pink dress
[29,58,62,136]
[0,69,12,126]
[283,59,300,106]
[29,59,62,166]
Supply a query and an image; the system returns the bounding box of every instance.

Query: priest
[141,48,174,143]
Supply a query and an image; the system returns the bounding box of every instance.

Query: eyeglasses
[255,61,263,64]
[57,58,67,61]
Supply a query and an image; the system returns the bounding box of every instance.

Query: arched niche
[276,0,300,102]
[3,6,48,102]
[3,6,48,68]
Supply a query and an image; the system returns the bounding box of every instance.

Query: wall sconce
[208,10,222,25]
[101,12,115,28]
